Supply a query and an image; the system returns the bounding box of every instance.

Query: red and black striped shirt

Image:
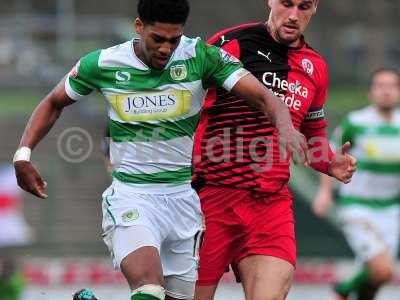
[193,22,333,194]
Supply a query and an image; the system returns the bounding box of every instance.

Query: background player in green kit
[12,0,309,299]
[313,68,400,300]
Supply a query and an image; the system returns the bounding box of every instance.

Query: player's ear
[134,17,144,35]
[267,0,272,10]
[313,0,319,14]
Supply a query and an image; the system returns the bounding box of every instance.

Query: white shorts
[102,180,204,283]
[338,204,400,262]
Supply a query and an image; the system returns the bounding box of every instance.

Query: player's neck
[376,106,395,122]
[133,40,148,67]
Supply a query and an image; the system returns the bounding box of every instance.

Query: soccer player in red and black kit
[193,1,357,300]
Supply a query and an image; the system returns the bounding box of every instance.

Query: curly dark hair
[138,0,190,25]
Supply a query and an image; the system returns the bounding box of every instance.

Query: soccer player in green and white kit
[13,0,309,299]
[313,68,400,300]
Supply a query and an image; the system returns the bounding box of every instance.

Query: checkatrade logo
[262,72,309,111]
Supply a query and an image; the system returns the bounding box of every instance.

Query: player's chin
[151,63,165,70]
[278,32,301,45]
[151,58,169,70]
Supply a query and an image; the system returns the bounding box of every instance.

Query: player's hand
[312,188,333,217]
[328,141,357,184]
[14,161,48,199]
[278,126,309,165]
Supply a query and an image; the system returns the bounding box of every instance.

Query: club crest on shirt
[170,64,187,81]
[302,58,314,76]
[122,209,139,223]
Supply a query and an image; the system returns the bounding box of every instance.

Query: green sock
[355,272,380,300]
[335,267,369,296]
[355,282,378,300]
[0,272,25,300]
[131,293,162,300]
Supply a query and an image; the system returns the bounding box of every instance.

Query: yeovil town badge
[170,64,187,81]
[122,209,139,223]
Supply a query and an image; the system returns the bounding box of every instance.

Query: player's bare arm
[313,144,357,217]
[232,73,309,164]
[13,78,75,199]
[312,173,334,217]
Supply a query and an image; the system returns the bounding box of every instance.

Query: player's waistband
[112,179,194,195]
[192,176,290,197]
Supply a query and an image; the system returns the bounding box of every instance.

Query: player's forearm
[301,125,334,174]
[232,74,294,132]
[319,173,334,193]
[261,91,293,132]
[18,79,74,150]
[19,99,63,149]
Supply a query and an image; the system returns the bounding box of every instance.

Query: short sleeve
[304,60,328,125]
[201,42,249,91]
[65,50,101,100]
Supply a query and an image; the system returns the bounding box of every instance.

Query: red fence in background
[21,258,400,286]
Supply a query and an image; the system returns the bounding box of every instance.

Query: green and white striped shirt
[332,106,400,208]
[65,37,248,187]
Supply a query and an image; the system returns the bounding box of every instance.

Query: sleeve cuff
[65,77,85,101]
[222,68,250,91]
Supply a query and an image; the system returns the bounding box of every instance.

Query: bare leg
[355,250,394,300]
[194,284,218,300]
[238,255,294,300]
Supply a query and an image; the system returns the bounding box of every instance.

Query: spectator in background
[313,68,400,300]
[0,163,33,300]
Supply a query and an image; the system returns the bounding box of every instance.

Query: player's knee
[369,265,394,285]
[123,267,163,290]
[264,288,290,300]
[248,281,289,300]
[252,278,291,300]
[194,284,217,300]
[131,284,165,300]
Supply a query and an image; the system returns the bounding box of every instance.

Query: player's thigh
[165,185,237,288]
[110,225,164,289]
[101,182,169,271]
[339,206,395,263]
[374,205,400,259]
[162,189,204,299]
[365,208,399,285]
[238,255,294,300]
[197,186,246,286]
[195,222,236,299]
[121,245,164,290]
[162,232,202,299]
